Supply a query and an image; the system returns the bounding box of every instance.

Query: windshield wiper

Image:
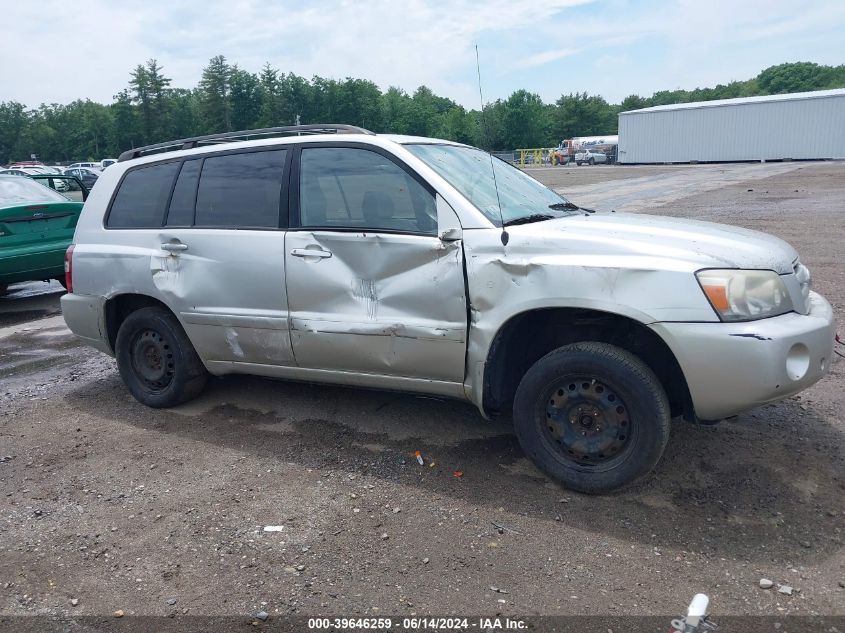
[549,201,595,213]
[503,213,557,227]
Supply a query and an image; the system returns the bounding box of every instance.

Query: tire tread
[115,306,207,408]
[513,341,670,494]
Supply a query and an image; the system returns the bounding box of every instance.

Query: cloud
[0,0,594,109]
[513,48,581,69]
[1,0,843,109]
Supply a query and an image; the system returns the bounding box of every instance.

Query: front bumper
[650,291,835,420]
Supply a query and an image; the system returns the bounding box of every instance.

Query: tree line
[1,59,843,164]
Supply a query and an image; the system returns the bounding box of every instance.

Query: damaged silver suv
[61,125,835,493]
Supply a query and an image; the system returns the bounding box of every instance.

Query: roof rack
[117,124,375,162]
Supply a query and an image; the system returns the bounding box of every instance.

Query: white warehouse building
[617,88,845,164]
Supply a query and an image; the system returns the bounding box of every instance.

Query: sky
[3,0,845,109]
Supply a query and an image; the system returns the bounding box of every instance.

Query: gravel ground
[1,162,843,624]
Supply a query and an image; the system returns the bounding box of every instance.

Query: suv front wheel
[513,342,670,494]
[115,307,208,408]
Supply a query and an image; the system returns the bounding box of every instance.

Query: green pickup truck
[0,175,84,295]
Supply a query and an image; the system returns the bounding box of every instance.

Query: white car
[0,168,39,176]
[67,162,103,171]
[574,148,609,165]
[4,166,53,174]
[0,168,71,191]
[61,124,834,494]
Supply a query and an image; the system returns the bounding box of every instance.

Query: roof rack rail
[117,124,375,162]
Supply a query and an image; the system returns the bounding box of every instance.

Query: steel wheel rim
[130,328,175,392]
[540,376,634,470]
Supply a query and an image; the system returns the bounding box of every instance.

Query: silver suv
[61,124,835,493]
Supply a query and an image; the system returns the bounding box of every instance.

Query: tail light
[64,244,75,293]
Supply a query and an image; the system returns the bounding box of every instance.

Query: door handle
[160,242,188,253]
[290,248,332,259]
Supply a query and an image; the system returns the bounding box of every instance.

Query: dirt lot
[1,162,843,625]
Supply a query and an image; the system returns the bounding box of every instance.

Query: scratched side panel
[71,224,293,367]
[151,229,294,366]
[461,224,720,412]
[285,231,467,382]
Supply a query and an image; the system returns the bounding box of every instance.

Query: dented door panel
[285,230,467,381]
[151,229,293,365]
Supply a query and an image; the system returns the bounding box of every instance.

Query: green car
[0,175,84,296]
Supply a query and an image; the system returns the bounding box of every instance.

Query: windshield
[0,176,69,206]
[405,143,574,226]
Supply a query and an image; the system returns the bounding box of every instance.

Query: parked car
[1,168,31,177]
[3,167,70,190]
[67,162,102,171]
[0,175,84,295]
[61,125,834,494]
[28,174,89,201]
[3,168,75,193]
[574,148,609,165]
[1,167,51,176]
[63,167,100,189]
[100,158,117,169]
[9,161,46,169]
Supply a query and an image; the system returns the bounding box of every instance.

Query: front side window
[299,147,436,234]
[106,161,180,228]
[194,150,286,228]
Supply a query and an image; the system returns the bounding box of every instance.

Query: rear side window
[166,159,201,226]
[107,162,179,228]
[194,150,286,228]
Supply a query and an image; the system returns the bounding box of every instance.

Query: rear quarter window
[106,162,180,228]
[165,159,202,226]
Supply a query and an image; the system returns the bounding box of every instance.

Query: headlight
[696,269,793,321]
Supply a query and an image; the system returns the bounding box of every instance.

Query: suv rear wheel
[115,307,208,408]
[513,342,670,494]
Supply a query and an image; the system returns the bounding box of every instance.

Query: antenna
[475,45,509,247]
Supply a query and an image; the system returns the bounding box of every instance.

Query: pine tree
[229,65,261,130]
[111,89,137,152]
[199,55,232,133]
[145,59,171,141]
[258,63,284,127]
[128,64,152,142]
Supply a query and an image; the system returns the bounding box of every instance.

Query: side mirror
[436,194,463,242]
[439,227,463,242]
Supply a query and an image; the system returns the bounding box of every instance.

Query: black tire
[115,306,208,408]
[513,342,670,494]
[575,161,582,166]
[589,157,595,165]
